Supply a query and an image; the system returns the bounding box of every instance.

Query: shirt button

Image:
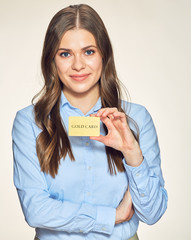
[140,193,145,197]
[101,227,106,231]
[88,166,92,170]
[85,142,89,146]
[136,172,140,177]
[87,192,91,196]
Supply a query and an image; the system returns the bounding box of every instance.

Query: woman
[12,4,168,240]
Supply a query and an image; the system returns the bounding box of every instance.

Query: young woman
[12,4,168,240]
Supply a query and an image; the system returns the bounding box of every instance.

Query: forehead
[58,28,97,49]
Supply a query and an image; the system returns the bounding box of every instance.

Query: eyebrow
[57,45,97,52]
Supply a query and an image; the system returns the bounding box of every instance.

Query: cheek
[88,57,102,74]
[55,59,70,76]
[96,61,102,77]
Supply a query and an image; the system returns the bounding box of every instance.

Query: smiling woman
[12,4,167,240]
[54,28,103,111]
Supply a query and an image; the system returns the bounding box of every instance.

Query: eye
[60,52,71,58]
[85,50,95,56]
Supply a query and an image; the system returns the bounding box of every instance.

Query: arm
[90,106,168,225]
[12,109,116,234]
[123,106,168,225]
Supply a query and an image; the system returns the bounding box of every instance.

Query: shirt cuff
[122,157,149,177]
[122,158,151,203]
[93,205,116,235]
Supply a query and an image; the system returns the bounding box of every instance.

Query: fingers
[90,108,129,150]
[125,206,134,221]
[112,111,127,123]
[100,116,114,131]
[96,107,118,118]
[92,108,126,123]
[121,187,134,221]
[115,186,135,224]
[91,111,116,131]
[121,186,131,200]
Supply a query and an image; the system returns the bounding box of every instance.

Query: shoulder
[12,105,39,137]
[121,100,153,131]
[14,105,35,123]
[122,101,148,117]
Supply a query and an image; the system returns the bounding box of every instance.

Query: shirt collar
[92,97,102,112]
[60,92,102,113]
[60,91,69,108]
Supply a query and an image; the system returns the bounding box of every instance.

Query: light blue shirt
[12,93,168,240]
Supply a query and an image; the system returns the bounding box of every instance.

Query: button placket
[83,137,93,202]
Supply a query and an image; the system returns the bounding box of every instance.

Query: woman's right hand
[115,187,134,224]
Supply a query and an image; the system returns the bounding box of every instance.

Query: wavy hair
[33,4,139,178]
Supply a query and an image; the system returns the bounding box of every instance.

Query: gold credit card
[68,116,100,136]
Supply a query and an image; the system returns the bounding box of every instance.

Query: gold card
[68,116,100,136]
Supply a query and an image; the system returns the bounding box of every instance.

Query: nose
[72,55,85,71]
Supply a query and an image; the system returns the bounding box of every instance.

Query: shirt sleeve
[12,109,116,234]
[123,106,168,225]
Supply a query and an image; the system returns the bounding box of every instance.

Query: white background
[1,0,191,239]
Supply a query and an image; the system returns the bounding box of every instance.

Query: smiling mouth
[70,74,91,81]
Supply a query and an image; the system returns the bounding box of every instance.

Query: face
[54,28,102,100]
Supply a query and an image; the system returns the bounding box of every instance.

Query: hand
[115,187,134,224]
[90,108,143,167]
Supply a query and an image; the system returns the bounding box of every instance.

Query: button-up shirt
[12,93,168,240]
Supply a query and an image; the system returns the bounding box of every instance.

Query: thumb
[90,135,107,144]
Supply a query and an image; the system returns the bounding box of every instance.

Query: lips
[70,73,90,81]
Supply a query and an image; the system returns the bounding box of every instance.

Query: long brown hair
[33,4,139,178]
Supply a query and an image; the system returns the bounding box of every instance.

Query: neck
[63,87,100,115]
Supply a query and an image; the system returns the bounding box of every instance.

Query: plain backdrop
[1,0,191,239]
